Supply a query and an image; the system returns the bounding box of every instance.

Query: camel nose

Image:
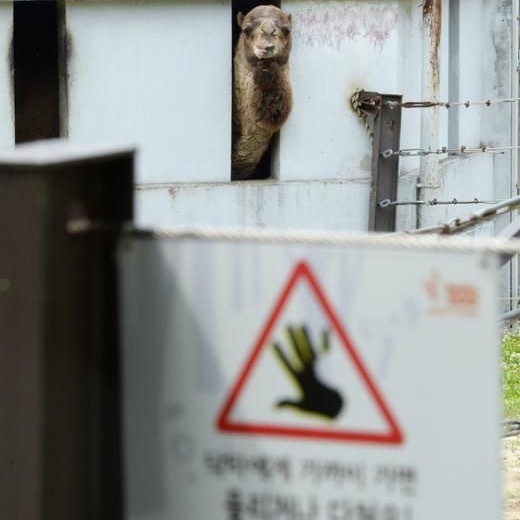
[260,20,276,36]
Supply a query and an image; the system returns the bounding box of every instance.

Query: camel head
[237,5,292,64]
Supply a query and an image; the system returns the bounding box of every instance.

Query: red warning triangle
[216,261,404,445]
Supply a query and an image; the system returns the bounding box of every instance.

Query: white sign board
[119,236,501,520]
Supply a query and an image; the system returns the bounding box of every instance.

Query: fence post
[369,94,403,232]
[352,91,403,232]
[0,140,134,520]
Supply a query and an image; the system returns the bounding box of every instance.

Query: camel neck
[252,60,287,91]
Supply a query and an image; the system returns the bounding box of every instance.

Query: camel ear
[237,12,244,27]
[287,13,292,25]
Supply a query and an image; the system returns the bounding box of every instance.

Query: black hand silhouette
[272,325,344,420]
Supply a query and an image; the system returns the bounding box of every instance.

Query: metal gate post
[358,92,403,232]
[0,140,134,520]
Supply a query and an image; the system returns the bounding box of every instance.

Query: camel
[232,5,293,180]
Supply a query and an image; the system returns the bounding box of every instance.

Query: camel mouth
[254,47,275,60]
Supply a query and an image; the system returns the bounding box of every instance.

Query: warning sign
[119,237,502,520]
[217,261,403,444]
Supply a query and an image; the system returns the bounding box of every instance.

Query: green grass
[502,328,520,418]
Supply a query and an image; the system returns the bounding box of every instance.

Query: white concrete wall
[0,2,13,149]
[411,0,515,233]
[279,0,401,182]
[137,179,369,230]
[65,1,231,185]
[63,0,515,235]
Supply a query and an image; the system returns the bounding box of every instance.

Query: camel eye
[282,27,291,37]
[243,26,253,37]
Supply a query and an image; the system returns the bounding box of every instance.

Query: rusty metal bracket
[366,93,403,232]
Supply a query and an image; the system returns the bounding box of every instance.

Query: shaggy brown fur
[232,5,293,180]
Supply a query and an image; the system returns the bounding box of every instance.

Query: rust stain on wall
[292,2,399,51]
[422,0,442,91]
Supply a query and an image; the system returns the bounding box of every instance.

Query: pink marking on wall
[292,2,399,51]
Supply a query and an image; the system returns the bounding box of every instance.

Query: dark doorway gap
[231,0,282,181]
[13,1,61,143]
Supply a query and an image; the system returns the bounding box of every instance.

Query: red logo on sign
[216,261,404,445]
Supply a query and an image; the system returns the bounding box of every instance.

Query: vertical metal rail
[510,0,520,310]
[418,0,442,229]
[0,141,133,520]
[447,0,459,149]
[365,93,403,232]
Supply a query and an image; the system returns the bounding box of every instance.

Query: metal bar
[498,307,520,324]
[418,0,442,229]
[384,97,520,109]
[0,140,134,520]
[407,194,520,236]
[509,0,520,322]
[368,93,403,232]
[448,0,460,150]
[382,145,520,157]
[496,218,520,267]
[379,198,497,207]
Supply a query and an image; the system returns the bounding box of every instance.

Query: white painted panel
[457,0,483,148]
[279,0,401,181]
[136,181,370,231]
[0,2,13,149]
[66,1,231,184]
[417,154,495,226]
[61,0,513,241]
[396,155,496,234]
[438,0,450,149]
[395,175,417,231]
[396,0,422,177]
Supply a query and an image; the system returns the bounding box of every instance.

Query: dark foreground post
[0,140,134,520]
